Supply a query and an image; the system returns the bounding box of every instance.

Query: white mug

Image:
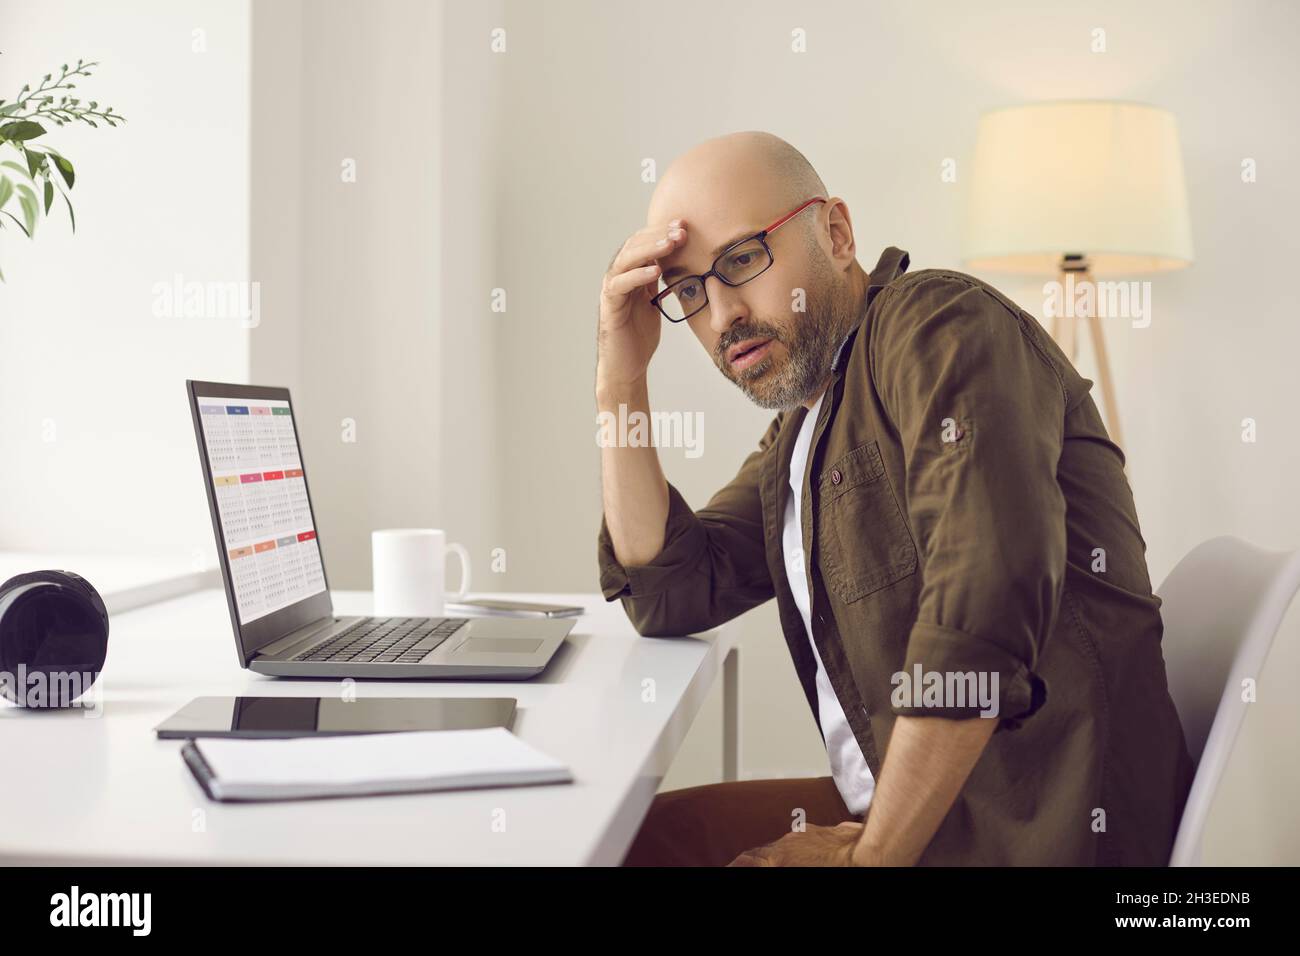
[371,528,471,618]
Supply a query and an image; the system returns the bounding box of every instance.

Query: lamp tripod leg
[1053,268,1079,362]
[1051,261,1124,452]
[1088,312,1124,449]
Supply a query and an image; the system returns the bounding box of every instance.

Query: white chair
[1158,536,1300,866]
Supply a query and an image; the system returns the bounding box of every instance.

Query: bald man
[596,131,1194,866]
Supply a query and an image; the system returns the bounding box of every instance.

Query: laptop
[186,380,573,679]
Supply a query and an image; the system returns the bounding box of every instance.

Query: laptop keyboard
[293,617,467,664]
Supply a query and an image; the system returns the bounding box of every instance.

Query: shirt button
[789,548,804,563]
[831,469,843,485]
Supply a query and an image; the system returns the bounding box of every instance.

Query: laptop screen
[194,395,327,624]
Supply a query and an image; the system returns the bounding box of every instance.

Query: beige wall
[0,0,251,561]
[250,0,506,593]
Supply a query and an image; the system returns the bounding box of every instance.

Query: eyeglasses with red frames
[651,197,828,323]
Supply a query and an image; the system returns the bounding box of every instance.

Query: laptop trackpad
[461,637,543,654]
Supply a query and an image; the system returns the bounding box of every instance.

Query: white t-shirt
[781,388,877,816]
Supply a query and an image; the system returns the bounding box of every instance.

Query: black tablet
[155,696,516,739]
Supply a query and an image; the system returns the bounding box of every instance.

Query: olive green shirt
[597,246,1194,865]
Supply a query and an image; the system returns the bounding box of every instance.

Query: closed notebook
[181,727,573,802]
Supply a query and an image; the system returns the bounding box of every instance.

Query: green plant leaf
[63,192,75,233]
[15,183,38,235]
[0,120,46,142]
[0,103,21,117]
[0,160,33,181]
[2,208,31,238]
[0,175,12,208]
[43,177,53,214]
[49,152,74,189]
[24,147,44,179]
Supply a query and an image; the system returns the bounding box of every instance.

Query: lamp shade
[963,100,1194,275]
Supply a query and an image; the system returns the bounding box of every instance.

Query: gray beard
[726,278,860,411]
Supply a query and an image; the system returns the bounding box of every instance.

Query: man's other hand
[726,820,866,867]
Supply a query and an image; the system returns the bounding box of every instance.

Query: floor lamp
[963,100,1195,451]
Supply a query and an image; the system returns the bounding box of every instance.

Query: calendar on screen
[196,397,327,624]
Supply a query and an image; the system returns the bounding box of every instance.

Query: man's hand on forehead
[609,217,686,271]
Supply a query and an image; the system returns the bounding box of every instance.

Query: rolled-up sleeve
[871,275,1068,731]
[597,415,782,637]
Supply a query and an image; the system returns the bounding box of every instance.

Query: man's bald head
[648,132,830,268]
[648,131,828,233]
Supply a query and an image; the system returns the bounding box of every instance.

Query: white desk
[0,590,738,866]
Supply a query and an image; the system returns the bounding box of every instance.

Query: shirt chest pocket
[816,440,918,604]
